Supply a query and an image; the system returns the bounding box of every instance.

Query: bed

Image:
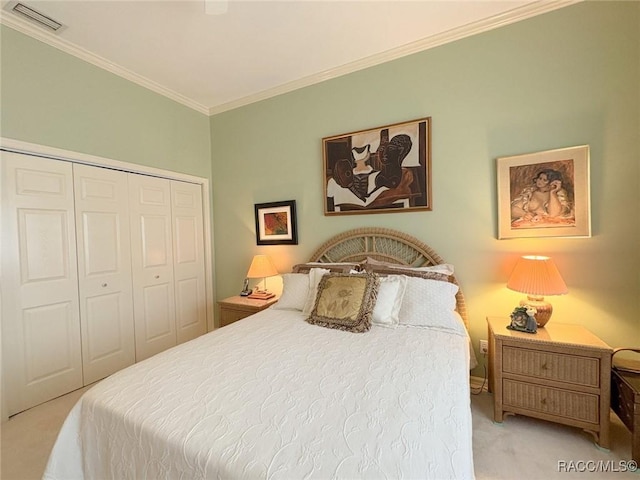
[43,228,476,479]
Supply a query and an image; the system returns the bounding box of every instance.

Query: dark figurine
[507,306,537,334]
[240,278,251,297]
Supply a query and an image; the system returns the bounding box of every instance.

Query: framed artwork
[322,117,432,215]
[254,200,298,245]
[497,145,591,239]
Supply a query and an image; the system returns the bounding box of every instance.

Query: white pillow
[372,275,407,327]
[272,273,310,311]
[398,276,465,334]
[302,267,331,315]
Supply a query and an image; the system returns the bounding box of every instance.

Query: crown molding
[208,0,581,115]
[1,0,581,117]
[0,12,210,115]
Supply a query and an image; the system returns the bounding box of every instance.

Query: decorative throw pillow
[398,276,465,334]
[301,268,331,315]
[371,274,407,327]
[307,273,379,333]
[272,273,310,311]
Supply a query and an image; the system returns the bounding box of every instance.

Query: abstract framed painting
[254,200,298,245]
[323,117,432,215]
[497,145,591,239]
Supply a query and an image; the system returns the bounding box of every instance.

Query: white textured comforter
[44,309,474,479]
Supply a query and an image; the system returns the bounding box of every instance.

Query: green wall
[211,1,639,371]
[1,26,211,179]
[2,2,638,376]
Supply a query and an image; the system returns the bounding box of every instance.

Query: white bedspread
[44,309,474,479]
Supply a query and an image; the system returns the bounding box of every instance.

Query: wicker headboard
[308,227,468,330]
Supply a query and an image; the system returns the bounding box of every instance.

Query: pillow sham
[272,273,309,311]
[398,276,465,335]
[307,273,379,333]
[292,262,360,274]
[362,257,454,275]
[363,257,455,275]
[301,267,331,315]
[371,274,407,327]
[362,263,453,283]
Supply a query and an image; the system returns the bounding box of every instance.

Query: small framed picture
[254,200,298,245]
[497,145,591,239]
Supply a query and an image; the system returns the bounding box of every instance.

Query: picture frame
[322,117,431,215]
[497,145,591,239]
[254,200,298,245]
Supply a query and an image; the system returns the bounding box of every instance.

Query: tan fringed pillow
[307,273,379,333]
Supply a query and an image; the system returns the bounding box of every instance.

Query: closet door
[171,181,206,344]
[129,174,176,361]
[1,152,83,415]
[73,164,135,384]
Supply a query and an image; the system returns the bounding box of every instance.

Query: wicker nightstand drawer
[503,346,600,387]
[503,379,600,424]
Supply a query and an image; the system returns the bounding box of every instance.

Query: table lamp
[506,255,568,327]
[246,254,278,299]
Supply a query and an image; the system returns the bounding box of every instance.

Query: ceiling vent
[10,2,63,32]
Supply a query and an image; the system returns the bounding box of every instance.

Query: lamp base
[519,295,553,327]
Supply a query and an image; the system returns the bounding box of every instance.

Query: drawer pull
[541,398,547,405]
[155,275,160,279]
[102,283,108,287]
[541,362,549,370]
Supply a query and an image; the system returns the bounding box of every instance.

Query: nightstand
[487,316,612,449]
[218,295,279,327]
[611,350,640,463]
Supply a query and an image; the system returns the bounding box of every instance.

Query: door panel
[19,209,69,282]
[142,283,174,339]
[23,302,77,384]
[175,217,197,264]
[1,152,83,416]
[171,181,206,344]
[82,212,119,276]
[141,215,170,268]
[129,174,176,361]
[176,278,199,328]
[85,293,124,360]
[73,164,135,385]
[16,168,66,196]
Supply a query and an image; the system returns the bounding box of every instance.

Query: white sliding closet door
[171,181,206,344]
[73,164,135,384]
[129,174,177,361]
[1,152,83,416]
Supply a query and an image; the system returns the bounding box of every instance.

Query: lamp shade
[246,255,278,279]
[507,255,567,328]
[507,255,568,296]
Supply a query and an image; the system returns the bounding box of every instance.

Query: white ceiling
[1,0,577,115]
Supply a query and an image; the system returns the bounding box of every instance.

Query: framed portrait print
[322,117,432,215]
[497,145,591,239]
[254,200,298,245]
